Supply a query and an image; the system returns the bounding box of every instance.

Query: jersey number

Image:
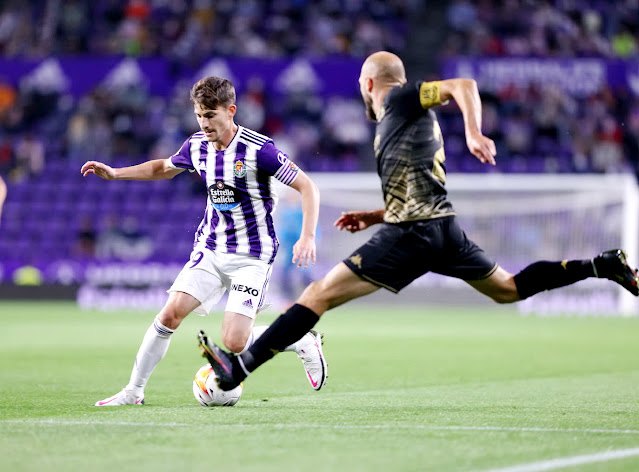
[189,251,204,268]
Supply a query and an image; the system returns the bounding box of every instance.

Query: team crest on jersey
[288,162,299,171]
[209,182,241,211]
[234,160,247,177]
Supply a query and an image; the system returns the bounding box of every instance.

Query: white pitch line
[473,448,639,472]
[1,419,192,427]
[2,419,639,436]
[429,425,639,435]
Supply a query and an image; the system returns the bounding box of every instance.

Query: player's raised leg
[95,291,199,406]
[249,324,328,390]
[199,262,379,390]
[213,304,327,390]
[592,249,639,296]
[198,256,328,390]
[467,249,639,303]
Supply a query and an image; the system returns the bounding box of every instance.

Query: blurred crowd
[0,0,410,58]
[0,0,416,181]
[439,0,639,176]
[437,82,639,175]
[444,0,639,58]
[1,0,639,185]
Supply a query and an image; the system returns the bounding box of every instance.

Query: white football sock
[125,316,174,396]
[242,324,302,353]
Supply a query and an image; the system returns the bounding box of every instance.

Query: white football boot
[95,388,144,406]
[295,330,327,391]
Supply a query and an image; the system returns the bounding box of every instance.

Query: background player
[82,76,326,406]
[198,51,639,391]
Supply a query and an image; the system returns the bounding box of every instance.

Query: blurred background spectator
[437,0,639,176]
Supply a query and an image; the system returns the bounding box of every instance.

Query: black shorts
[343,216,497,293]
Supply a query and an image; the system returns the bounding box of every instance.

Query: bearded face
[363,92,376,121]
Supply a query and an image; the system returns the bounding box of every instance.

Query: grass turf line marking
[3,419,639,436]
[1,419,191,427]
[473,447,639,472]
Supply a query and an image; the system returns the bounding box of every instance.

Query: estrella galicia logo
[208,181,241,211]
[277,151,287,165]
[234,160,247,177]
[230,284,260,296]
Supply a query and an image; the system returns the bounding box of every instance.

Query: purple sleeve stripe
[280,174,295,185]
[274,166,290,180]
[171,161,193,169]
[275,167,299,185]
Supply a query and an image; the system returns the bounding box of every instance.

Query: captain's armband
[419,81,442,109]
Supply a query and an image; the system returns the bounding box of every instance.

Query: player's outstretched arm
[80,158,183,181]
[288,171,320,268]
[439,78,497,166]
[334,209,385,233]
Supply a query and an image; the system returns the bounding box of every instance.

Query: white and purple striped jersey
[168,126,300,264]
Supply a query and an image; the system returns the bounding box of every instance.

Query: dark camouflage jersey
[374,81,455,223]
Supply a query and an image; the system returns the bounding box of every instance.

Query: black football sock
[239,303,320,374]
[514,259,595,300]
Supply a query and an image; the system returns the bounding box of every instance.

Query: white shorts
[168,248,273,319]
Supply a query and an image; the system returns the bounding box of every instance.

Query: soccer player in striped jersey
[82,77,327,406]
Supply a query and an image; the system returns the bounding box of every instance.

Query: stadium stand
[1,0,638,281]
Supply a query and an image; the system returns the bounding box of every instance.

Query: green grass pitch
[1,301,639,472]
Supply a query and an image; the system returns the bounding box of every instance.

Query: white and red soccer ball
[192,364,243,407]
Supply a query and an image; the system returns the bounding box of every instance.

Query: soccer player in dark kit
[198,51,639,391]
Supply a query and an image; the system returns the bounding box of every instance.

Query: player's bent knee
[223,340,246,354]
[157,307,186,330]
[221,333,250,354]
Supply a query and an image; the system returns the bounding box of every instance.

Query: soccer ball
[192,364,243,407]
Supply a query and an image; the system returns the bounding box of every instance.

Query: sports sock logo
[242,299,253,308]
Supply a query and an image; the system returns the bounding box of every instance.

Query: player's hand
[81,161,117,180]
[334,211,381,233]
[292,236,316,268]
[466,132,496,165]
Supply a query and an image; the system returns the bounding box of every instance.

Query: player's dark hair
[190,77,236,110]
